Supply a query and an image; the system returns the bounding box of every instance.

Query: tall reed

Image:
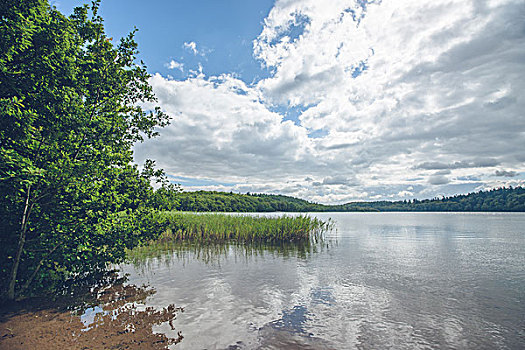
[150,212,331,243]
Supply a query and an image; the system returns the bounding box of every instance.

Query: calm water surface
[121,212,525,349]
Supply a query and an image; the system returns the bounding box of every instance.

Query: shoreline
[0,282,183,350]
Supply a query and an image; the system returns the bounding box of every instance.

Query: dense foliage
[161,187,525,212]
[337,187,525,212]
[171,191,328,212]
[0,1,168,299]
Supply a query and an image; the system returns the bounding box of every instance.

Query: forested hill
[171,191,329,212]
[165,187,525,212]
[337,187,525,212]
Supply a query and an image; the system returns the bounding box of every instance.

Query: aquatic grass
[149,212,332,244]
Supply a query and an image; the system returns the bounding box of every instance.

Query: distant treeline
[152,187,525,212]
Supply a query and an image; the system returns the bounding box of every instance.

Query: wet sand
[0,283,183,350]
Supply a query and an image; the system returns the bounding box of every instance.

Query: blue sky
[55,0,274,82]
[53,0,525,204]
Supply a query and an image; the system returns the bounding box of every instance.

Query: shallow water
[121,212,525,349]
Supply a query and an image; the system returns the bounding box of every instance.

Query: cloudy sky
[57,0,525,204]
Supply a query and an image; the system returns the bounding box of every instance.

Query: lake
[121,212,525,349]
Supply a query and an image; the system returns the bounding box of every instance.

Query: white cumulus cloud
[137,0,525,203]
[183,41,198,55]
[166,60,184,72]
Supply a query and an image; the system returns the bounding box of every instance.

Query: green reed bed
[151,212,331,243]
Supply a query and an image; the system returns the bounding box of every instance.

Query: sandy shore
[0,283,183,350]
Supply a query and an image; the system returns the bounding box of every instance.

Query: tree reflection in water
[0,272,184,350]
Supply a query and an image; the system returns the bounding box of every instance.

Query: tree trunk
[19,244,59,296]
[7,185,32,300]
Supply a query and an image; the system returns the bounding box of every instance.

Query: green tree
[149,182,183,211]
[0,0,169,299]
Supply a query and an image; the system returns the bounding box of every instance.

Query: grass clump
[150,212,331,243]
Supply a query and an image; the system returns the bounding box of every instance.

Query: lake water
[121,212,525,349]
